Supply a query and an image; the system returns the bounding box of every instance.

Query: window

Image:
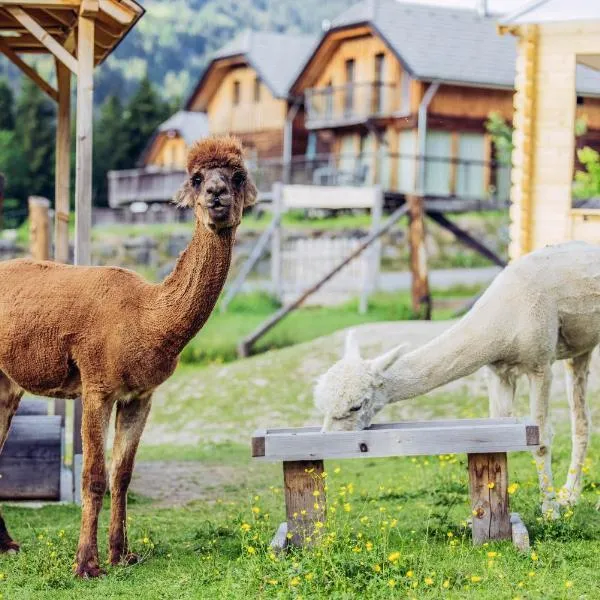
[344,59,355,116]
[400,72,412,114]
[233,80,240,105]
[374,53,386,113]
[254,77,261,103]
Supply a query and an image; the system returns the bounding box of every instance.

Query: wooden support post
[29,196,51,260]
[55,59,71,264]
[468,452,511,545]
[279,460,326,550]
[407,194,431,319]
[74,9,95,266]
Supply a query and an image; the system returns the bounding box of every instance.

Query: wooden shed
[499,0,600,259]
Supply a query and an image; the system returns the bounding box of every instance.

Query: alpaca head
[175,136,257,232]
[314,330,407,432]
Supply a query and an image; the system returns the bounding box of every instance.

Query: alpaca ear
[243,175,258,208]
[343,329,361,360]
[370,343,409,373]
[174,179,194,208]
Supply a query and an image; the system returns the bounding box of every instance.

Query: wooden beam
[0,38,58,101]
[55,58,71,264]
[0,1,80,6]
[80,0,98,16]
[98,0,133,24]
[407,194,431,320]
[253,418,539,461]
[7,6,78,73]
[28,196,51,260]
[74,9,94,266]
[426,211,507,268]
[468,452,512,544]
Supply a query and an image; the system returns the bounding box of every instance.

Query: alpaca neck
[383,316,501,403]
[153,222,235,357]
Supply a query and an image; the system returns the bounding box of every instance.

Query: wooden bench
[252,418,538,552]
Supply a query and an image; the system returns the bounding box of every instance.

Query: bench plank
[253,419,539,461]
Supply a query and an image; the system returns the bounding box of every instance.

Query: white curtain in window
[424,131,452,196]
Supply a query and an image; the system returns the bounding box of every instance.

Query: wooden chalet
[289,0,600,208]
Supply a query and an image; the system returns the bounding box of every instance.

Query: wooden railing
[107,167,186,208]
[107,153,511,209]
[305,82,401,128]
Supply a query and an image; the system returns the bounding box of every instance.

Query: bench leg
[272,459,326,551]
[468,452,511,544]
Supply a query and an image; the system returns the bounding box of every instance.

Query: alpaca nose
[205,179,228,203]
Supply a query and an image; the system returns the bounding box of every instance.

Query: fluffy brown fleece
[0,136,256,577]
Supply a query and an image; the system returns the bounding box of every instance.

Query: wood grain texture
[255,419,539,462]
[407,194,431,319]
[29,196,51,261]
[468,452,511,544]
[283,460,325,547]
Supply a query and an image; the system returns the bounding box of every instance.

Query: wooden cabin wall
[145,135,187,169]
[207,65,288,135]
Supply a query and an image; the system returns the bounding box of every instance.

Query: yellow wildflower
[290,576,300,587]
[487,482,495,489]
[246,546,256,555]
[565,581,573,588]
[305,573,314,581]
[406,570,414,578]
[312,490,320,497]
[443,580,450,589]
[531,551,538,561]
[487,551,497,558]
[424,577,434,585]
[470,575,482,583]
[240,523,251,532]
[387,551,401,563]
[334,467,341,474]
[366,541,373,551]
[388,579,396,588]
[251,506,260,515]
[343,503,351,512]
[373,564,381,572]
[267,579,278,585]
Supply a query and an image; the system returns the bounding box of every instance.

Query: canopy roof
[0,0,143,66]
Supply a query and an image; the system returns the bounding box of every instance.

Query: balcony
[107,153,511,212]
[305,82,403,129]
[108,167,186,208]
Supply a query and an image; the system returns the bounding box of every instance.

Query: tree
[485,111,513,165]
[13,78,56,203]
[121,75,171,168]
[574,146,600,200]
[0,78,15,131]
[93,94,128,206]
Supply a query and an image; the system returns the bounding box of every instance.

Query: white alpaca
[315,241,600,517]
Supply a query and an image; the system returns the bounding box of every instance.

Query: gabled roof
[292,0,600,97]
[502,0,600,25]
[186,30,317,110]
[139,111,209,166]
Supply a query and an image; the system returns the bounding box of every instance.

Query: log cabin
[289,0,600,207]
[109,29,316,206]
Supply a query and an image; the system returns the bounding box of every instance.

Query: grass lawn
[1,320,598,599]
[180,289,478,365]
[2,434,599,599]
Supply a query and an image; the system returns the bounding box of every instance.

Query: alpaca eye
[232,171,245,188]
[349,404,363,412]
[191,174,203,188]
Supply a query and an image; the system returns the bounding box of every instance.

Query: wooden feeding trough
[252,418,538,551]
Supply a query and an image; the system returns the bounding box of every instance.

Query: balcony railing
[107,152,511,210]
[305,82,402,128]
[108,167,186,208]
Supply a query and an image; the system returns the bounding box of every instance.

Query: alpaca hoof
[0,540,20,554]
[111,552,139,566]
[74,562,106,579]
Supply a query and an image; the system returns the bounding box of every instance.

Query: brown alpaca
[0,136,256,577]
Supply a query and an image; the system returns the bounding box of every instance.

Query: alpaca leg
[0,372,23,553]
[528,365,558,518]
[559,352,592,506]
[74,390,113,578]
[486,366,516,418]
[108,393,152,566]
